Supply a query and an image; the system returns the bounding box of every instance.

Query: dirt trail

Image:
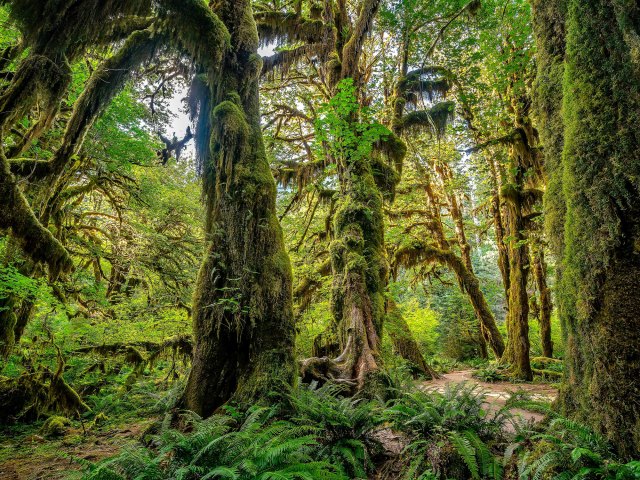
[419,369,557,429]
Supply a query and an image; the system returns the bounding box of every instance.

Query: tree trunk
[385,300,437,379]
[531,243,553,358]
[437,163,491,359]
[424,181,505,359]
[395,242,506,359]
[531,0,567,264]
[488,156,511,301]
[328,165,386,390]
[181,0,296,416]
[545,0,640,457]
[451,256,506,361]
[501,197,533,380]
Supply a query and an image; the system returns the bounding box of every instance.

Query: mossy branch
[396,101,456,138]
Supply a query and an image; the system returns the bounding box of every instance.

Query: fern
[449,431,479,479]
[514,416,632,480]
[83,405,345,480]
[283,383,382,477]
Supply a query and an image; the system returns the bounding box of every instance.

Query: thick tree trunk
[328,167,386,389]
[0,297,18,359]
[501,188,533,381]
[546,0,640,457]
[181,0,295,416]
[299,0,387,393]
[531,0,567,264]
[501,253,532,380]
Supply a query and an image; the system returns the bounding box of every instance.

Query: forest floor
[0,417,155,480]
[419,369,558,431]
[0,370,559,480]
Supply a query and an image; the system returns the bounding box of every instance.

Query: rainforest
[0,0,639,479]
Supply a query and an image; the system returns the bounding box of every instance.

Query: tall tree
[0,0,297,415]
[538,0,640,457]
[180,0,296,416]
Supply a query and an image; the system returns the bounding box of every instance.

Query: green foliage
[84,407,344,480]
[472,365,508,383]
[40,415,71,437]
[510,417,640,480]
[400,298,440,357]
[314,78,391,165]
[284,383,383,478]
[385,384,507,479]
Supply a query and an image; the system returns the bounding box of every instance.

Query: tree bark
[181,0,296,417]
[531,243,553,358]
[423,180,505,359]
[500,192,533,380]
[543,0,640,457]
[395,241,505,359]
[437,162,490,359]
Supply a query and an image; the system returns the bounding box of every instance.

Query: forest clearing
[1,0,639,479]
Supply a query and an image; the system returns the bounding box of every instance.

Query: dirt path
[419,369,557,430]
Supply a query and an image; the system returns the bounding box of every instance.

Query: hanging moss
[0,54,70,134]
[160,0,229,71]
[0,153,72,279]
[12,29,162,181]
[371,157,401,202]
[374,132,407,175]
[254,11,325,47]
[261,43,320,79]
[399,67,453,105]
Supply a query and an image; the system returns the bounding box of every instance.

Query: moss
[181,0,296,416]
[532,368,562,379]
[385,300,437,379]
[397,101,455,138]
[394,240,505,360]
[371,157,401,201]
[0,308,17,358]
[254,11,324,47]
[531,0,567,262]
[161,0,229,70]
[0,151,73,279]
[89,412,109,428]
[550,0,640,456]
[40,415,71,437]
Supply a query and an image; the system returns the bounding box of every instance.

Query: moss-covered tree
[540,0,640,457]
[180,0,296,415]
